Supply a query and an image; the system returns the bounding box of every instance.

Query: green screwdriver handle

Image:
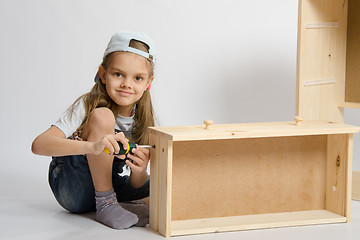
[104,142,136,155]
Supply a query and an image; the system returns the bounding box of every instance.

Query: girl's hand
[126,146,150,174]
[91,132,128,159]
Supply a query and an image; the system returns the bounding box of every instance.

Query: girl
[32,31,156,229]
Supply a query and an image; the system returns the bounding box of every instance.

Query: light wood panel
[149,136,173,238]
[326,134,348,217]
[171,210,346,236]
[149,134,160,231]
[158,138,173,238]
[345,134,353,219]
[149,121,360,141]
[353,171,360,200]
[338,102,360,108]
[296,0,348,122]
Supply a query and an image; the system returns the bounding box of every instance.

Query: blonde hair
[72,39,155,145]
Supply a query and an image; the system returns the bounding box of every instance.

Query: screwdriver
[104,142,155,155]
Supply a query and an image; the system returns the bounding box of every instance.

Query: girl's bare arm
[32,126,129,158]
[31,126,95,157]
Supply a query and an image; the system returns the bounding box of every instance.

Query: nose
[120,77,132,88]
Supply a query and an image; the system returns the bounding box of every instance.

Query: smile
[116,90,133,96]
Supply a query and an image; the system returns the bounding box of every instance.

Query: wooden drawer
[148,121,360,237]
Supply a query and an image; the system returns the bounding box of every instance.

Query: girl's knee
[56,186,95,213]
[88,107,115,132]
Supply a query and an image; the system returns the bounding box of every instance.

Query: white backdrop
[0,0,358,199]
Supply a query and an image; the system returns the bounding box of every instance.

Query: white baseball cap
[104,31,156,64]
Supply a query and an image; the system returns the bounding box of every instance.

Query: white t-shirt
[53,97,134,138]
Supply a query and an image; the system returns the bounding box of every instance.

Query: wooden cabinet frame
[297,0,360,121]
[296,0,360,200]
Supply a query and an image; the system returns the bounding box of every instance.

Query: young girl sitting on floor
[32,31,157,229]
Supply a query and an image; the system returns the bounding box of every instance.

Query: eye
[135,76,143,82]
[114,72,123,78]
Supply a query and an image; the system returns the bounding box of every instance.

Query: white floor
[1,194,360,240]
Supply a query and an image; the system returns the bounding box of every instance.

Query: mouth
[116,90,133,96]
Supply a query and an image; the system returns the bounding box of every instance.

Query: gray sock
[95,189,138,229]
[120,200,149,227]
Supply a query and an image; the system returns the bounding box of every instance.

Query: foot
[120,200,149,227]
[95,190,138,229]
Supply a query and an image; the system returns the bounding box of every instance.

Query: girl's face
[100,51,153,116]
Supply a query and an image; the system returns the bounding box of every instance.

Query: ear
[98,66,106,84]
[147,75,154,90]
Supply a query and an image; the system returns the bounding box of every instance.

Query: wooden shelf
[338,102,360,109]
[171,210,346,236]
